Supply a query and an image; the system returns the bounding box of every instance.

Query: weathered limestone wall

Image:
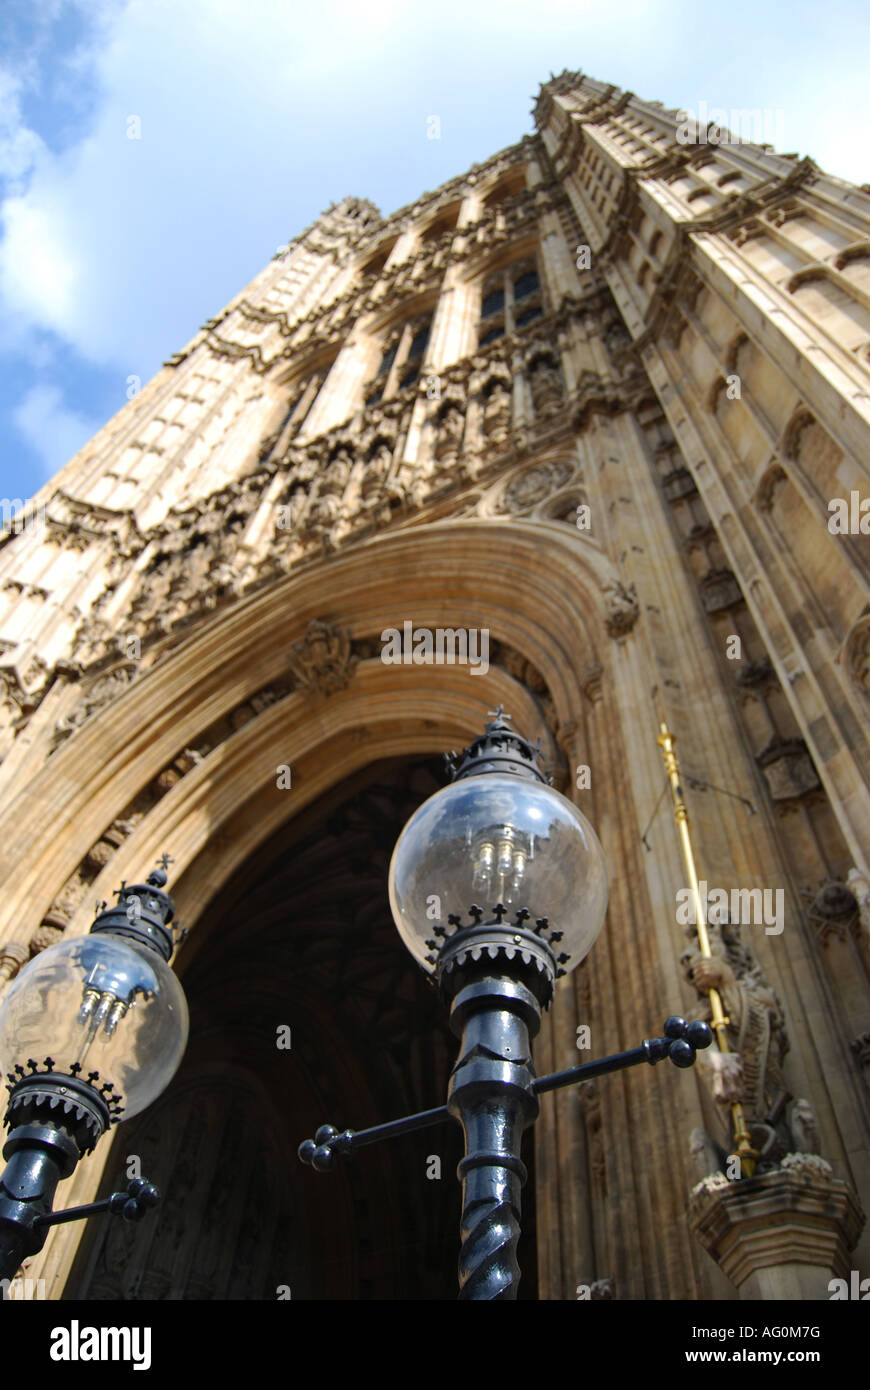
[0,71,867,1300]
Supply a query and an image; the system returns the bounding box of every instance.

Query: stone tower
[0,70,868,1300]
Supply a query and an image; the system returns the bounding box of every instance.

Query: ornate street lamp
[0,860,188,1284]
[300,711,712,1298]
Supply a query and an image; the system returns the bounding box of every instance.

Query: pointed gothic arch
[0,518,612,954]
[1,516,617,1296]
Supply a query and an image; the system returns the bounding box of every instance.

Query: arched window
[398,318,432,390]
[477,257,543,346]
[420,204,460,245]
[360,237,398,278]
[482,169,526,209]
[263,358,337,456]
[364,313,433,408]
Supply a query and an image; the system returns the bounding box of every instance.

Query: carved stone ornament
[481,378,512,444]
[497,459,574,514]
[681,918,822,1174]
[527,353,564,419]
[434,401,465,465]
[287,619,358,696]
[30,924,65,955]
[846,866,870,947]
[842,613,870,698]
[602,580,639,638]
[0,941,29,984]
[756,736,821,802]
[52,662,141,750]
[699,567,742,614]
[662,467,697,502]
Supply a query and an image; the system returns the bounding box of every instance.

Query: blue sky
[1,0,868,511]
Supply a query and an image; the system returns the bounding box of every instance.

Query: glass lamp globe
[0,930,188,1120]
[388,773,608,974]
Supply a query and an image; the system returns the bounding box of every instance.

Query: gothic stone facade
[1,71,869,1300]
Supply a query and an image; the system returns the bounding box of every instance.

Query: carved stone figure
[602,579,639,638]
[321,447,353,496]
[481,379,511,443]
[689,1127,727,1182]
[843,615,870,698]
[434,405,464,464]
[361,442,393,501]
[286,619,357,696]
[846,866,870,947]
[53,664,140,749]
[682,919,821,1174]
[789,1098,821,1155]
[528,356,563,417]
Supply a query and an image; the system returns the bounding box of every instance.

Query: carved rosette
[495,460,574,515]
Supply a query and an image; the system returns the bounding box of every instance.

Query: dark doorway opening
[64,755,539,1300]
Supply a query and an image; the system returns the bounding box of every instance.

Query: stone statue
[602,579,639,638]
[682,919,823,1175]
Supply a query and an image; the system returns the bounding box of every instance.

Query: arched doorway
[63,755,538,1299]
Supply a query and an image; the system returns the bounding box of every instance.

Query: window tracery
[364,312,433,408]
[476,257,543,347]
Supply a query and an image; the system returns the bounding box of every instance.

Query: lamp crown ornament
[0,856,189,1283]
[90,855,182,963]
[444,706,550,784]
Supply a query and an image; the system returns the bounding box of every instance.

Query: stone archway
[4,518,607,1298]
[0,519,610,945]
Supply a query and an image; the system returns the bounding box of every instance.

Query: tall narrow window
[263,362,335,456]
[476,257,543,347]
[363,313,433,408]
[365,340,399,407]
[421,206,459,245]
[482,170,526,208]
[398,319,431,390]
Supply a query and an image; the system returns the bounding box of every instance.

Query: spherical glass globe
[388,774,608,973]
[0,932,188,1119]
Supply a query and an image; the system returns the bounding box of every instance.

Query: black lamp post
[0,859,188,1285]
[299,711,712,1299]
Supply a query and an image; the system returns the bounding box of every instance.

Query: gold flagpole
[656,721,757,1177]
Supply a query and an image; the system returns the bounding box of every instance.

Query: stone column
[689,1157,865,1299]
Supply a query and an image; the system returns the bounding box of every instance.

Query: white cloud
[13,384,102,477]
[0,68,48,187]
[0,0,868,388]
[0,0,421,369]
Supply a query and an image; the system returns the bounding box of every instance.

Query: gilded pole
[656,722,757,1176]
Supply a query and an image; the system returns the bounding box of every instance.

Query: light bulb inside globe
[0,931,188,1120]
[389,773,608,974]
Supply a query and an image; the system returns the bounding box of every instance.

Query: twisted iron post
[446,974,542,1299]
